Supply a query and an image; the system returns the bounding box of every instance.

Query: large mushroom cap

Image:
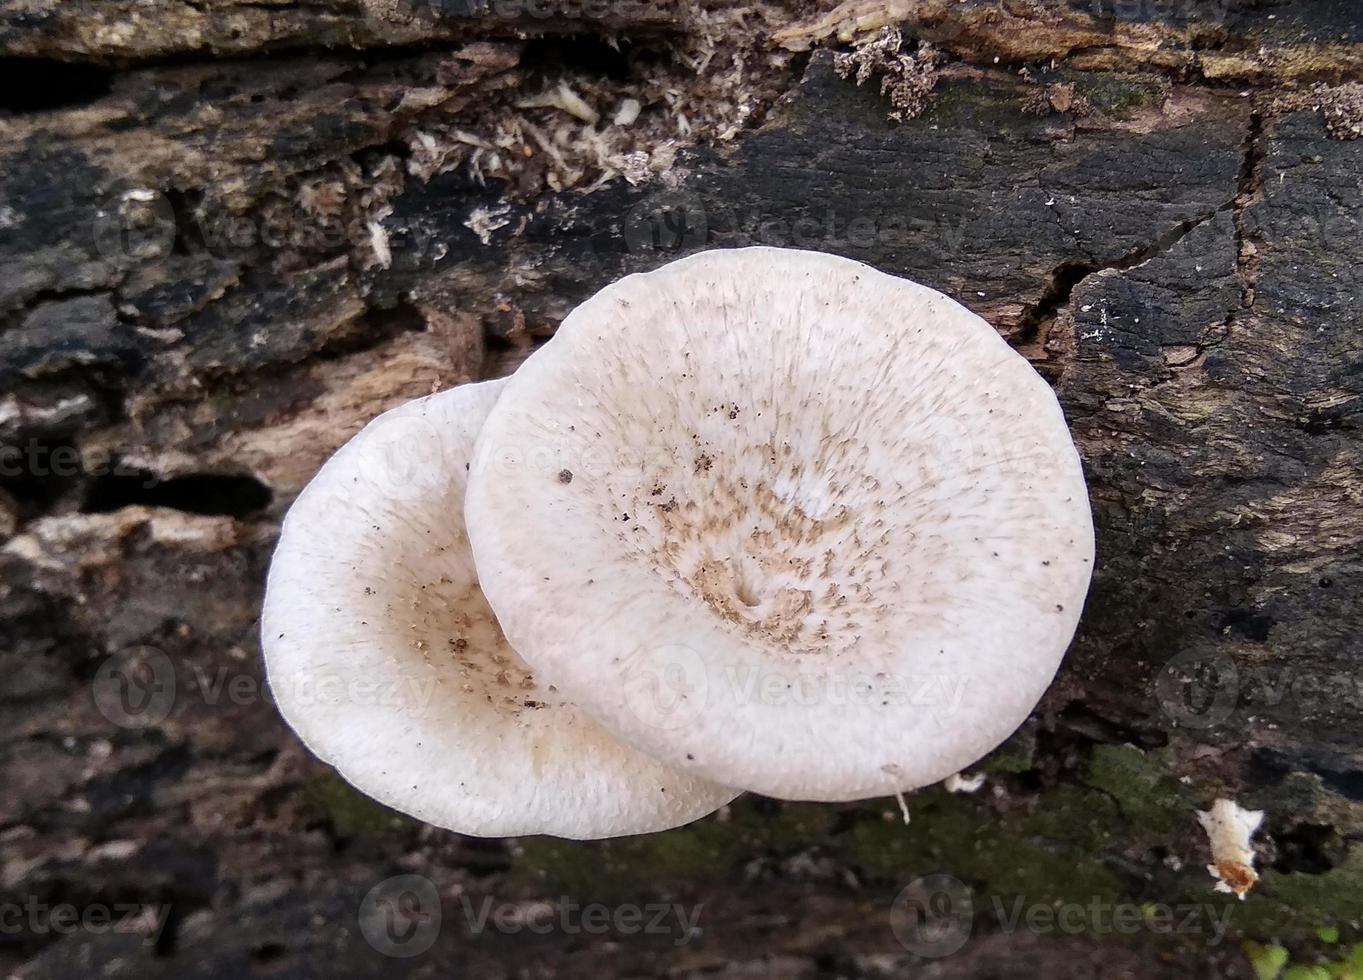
[465,247,1095,802]
[261,379,738,839]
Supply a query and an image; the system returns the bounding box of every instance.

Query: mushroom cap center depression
[464,249,1093,802]
[436,585,549,715]
[582,394,981,658]
[346,512,558,719]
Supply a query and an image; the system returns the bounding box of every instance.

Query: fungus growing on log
[261,379,737,839]
[465,246,1094,802]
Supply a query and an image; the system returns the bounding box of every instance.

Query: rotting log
[2,2,1363,978]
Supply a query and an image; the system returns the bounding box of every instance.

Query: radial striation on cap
[465,247,1095,802]
[262,379,739,838]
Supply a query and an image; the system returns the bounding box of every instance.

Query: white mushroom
[261,379,738,838]
[465,247,1094,802]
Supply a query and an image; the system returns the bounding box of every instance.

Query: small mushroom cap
[261,379,738,839]
[466,247,1095,802]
